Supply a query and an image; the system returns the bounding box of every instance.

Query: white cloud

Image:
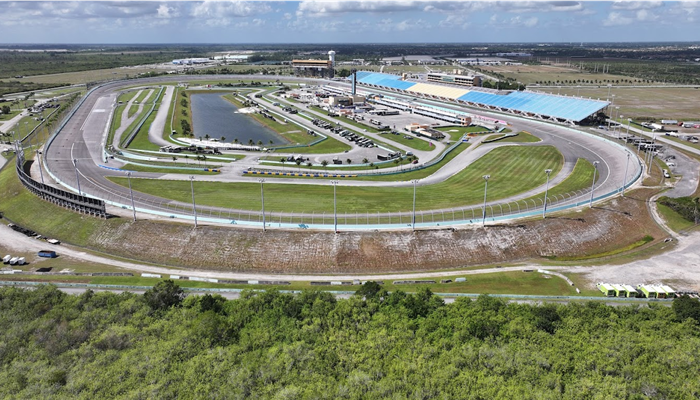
[611,1,664,11]
[602,11,634,26]
[297,1,423,16]
[157,4,179,19]
[190,1,272,27]
[635,9,658,22]
[296,1,584,16]
[438,15,471,30]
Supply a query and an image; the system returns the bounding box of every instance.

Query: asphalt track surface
[42,75,640,228]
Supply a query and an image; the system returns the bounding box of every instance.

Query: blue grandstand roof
[350,72,608,122]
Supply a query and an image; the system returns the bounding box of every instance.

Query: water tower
[328,50,336,68]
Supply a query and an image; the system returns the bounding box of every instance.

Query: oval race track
[41,75,642,230]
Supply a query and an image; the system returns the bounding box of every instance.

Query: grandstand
[351,72,609,125]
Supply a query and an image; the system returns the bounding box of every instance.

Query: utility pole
[127,172,137,222]
[542,169,552,218]
[589,161,599,208]
[190,176,197,228]
[331,180,339,233]
[73,158,81,195]
[259,178,266,232]
[482,175,490,226]
[412,179,418,231]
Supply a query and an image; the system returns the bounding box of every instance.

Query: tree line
[0,281,699,398]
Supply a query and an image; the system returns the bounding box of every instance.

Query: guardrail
[15,147,107,218]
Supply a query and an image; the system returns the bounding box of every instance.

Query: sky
[1,1,700,44]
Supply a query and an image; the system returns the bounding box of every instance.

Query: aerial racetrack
[35,75,641,231]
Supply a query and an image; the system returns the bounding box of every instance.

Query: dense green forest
[0,50,203,79]
[1,282,699,399]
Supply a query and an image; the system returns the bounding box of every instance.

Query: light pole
[259,178,266,231]
[331,180,339,233]
[189,176,197,228]
[73,158,82,195]
[482,175,490,226]
[36,149,44,184]
[542,169,552,218]
[615,107,620,138]
[589,161,599,208]
[607,94,615,130]
[412,179,418,231]
[621,152,630,197]
[127,172,137,222]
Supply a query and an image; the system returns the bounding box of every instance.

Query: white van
[663,170,671,178]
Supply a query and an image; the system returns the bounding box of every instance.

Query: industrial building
[292,50,336,79]
[427,72,482,87]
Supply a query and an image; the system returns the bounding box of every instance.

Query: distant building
[427,72,482,87]
[172,58,210,65]
[292,50,335,78]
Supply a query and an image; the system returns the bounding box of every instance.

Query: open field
[1,66,162,85]
[556,86,700,121]
[478,63,660,86]
[110,145,563,213]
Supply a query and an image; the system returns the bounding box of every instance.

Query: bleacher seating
[351,72,609,122]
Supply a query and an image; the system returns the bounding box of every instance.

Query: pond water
[190,93,286,145]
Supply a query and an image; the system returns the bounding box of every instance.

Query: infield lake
[191,93,286,145]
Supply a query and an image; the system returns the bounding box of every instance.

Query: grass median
[109,145,563,213]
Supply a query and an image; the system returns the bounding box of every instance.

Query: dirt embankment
[72,190,665,274]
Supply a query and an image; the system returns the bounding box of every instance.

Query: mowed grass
[656,202,695,232]
[0,270,580,296]
[109,145,563,213]
[0,160,123,245]
[492,131,542,143]
[381,132,436,152]
[517,158,596,208]
[121,163,219,175]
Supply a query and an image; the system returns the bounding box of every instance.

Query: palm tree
[233,138,239,144]
[362,158,369,164]
[346,158,352,164]
[204,134,210,141]
[202,155,207,166]
[248,139,254,146]
[321,160,328,171]
[296,159,301,171]
[184,155,189,164]
[257,140,263,146]
[220,136,225,142]
[269,140,274,145]
[172,156,178,162]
